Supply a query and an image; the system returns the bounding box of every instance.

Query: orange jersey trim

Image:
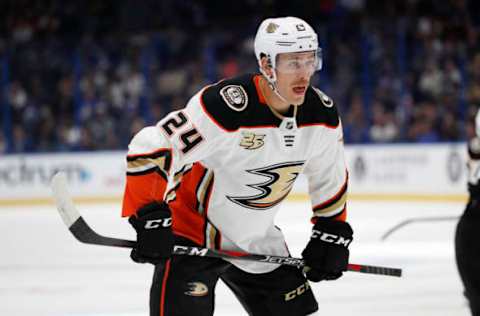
[332,207,347,221]
[253,75,267,104]
[122,173,168,217]
[122,148,172,217]
[298,122,339,129]
[169,163,215,246]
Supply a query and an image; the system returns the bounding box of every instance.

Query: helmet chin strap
[259,68,290,105]
[268,80,290,105]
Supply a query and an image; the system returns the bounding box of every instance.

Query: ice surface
[0,199,469,315]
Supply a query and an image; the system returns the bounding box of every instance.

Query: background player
[456,109,480,316]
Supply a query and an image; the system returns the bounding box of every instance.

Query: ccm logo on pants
[144,218,172,229]
[284,282,311,301]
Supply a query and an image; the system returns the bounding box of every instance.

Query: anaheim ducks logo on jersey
[240,131,265,150]
[227,161,305,210]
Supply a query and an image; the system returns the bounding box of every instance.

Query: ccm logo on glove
[128,202,174,264]
[310,230,352,247]
[145,218,172,229]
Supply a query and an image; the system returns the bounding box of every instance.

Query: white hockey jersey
[122,74,348,273]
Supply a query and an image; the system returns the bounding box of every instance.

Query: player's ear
[260,55,274,78]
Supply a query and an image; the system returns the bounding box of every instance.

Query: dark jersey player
[456,110,480,316]
[122,17,353,316]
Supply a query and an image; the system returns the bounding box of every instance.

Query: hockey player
[456,110,480,316]
[122,16,353,316]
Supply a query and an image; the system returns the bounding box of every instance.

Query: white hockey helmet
[254,17,321,82]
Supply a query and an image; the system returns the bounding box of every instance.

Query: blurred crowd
[1,0,480,153]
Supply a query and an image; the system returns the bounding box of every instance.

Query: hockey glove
[301,220,353,282]
[128,201,174,264]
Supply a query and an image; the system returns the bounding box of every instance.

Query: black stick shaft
[68,217,402,277]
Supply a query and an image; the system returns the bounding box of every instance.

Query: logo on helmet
[296,24,306,31]
[266,22,279,33]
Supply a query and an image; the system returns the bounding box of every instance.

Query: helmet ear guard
[258,53,277,84]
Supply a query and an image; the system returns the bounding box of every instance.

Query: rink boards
[0,143,468,205]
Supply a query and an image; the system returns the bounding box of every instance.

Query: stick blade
[51,172,80,228]
[51,172,136,248]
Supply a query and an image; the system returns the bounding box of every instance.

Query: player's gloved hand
[301,220,353,282]
[128,201,174,264]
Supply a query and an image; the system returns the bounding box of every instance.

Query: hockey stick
[51,172,402,277]
[381,216,459,241]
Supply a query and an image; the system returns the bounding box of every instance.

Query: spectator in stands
[369,100,398,143]
[0,0,479,152]
[343,93,370,143]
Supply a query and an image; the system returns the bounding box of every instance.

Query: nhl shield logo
[220,85,248,112]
